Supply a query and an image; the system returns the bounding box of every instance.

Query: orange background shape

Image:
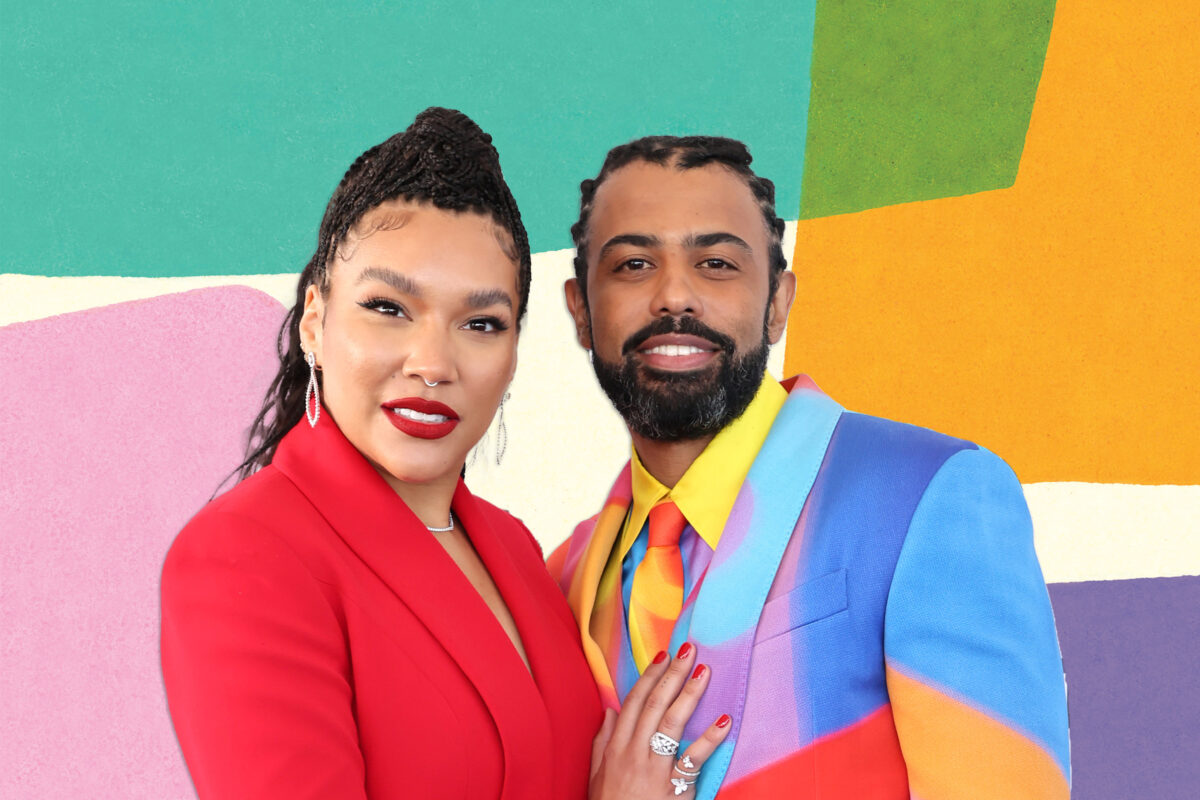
[784,0,1200,484]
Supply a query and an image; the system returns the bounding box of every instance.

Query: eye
[615,257,651,272]
[359,297,408,318]
[464,316,509,334]
[699,258,736,271]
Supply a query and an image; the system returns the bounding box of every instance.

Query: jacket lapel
[684,378,843,799]
[272,416,551,797]
[562,464,634,708]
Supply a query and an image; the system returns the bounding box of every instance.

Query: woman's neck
[372,463,461,531]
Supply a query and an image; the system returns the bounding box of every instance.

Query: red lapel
[272,414,554,797]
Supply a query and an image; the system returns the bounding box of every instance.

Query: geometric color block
[0,287,283,798]
[1,1,817,275]
[785,0,1200,483]
[800,0,1055,218]
[1049,577,1200,800]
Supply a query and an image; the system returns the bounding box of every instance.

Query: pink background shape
[1,287,284,798]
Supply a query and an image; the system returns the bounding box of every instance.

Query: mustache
[620,316,735,357]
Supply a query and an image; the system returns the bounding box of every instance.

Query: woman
[161,107,727,799]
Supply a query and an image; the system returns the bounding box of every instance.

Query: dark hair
[569,135,787,305]
[235,107,530,480]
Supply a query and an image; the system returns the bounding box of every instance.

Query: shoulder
[163,466,320,594]
[831,409,978,465]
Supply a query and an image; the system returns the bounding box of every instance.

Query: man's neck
[630,431,717,489]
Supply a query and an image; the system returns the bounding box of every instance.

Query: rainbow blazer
[549,376,1070,799]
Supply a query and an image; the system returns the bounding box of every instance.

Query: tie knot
[647,501,686,547]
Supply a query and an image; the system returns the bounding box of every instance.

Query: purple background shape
[1049,576,1200,800]
[1,288,284,798]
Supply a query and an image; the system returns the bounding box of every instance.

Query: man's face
[565,160,794,440]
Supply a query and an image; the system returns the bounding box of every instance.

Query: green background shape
[2,1,816,277]
[799,0,1056,219]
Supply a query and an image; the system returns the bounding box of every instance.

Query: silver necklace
[426,511,454,533]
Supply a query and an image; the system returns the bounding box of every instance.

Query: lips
[381,397,460,440]
[635,333,721,371]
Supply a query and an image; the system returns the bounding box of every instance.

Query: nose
[649,257,703,318]
[401,319,457,387]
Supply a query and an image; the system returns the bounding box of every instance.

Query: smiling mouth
[641,344,713,357]
[391,407,451,424]
[382,398,460,440]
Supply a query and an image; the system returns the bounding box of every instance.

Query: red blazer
[161,414,602,799]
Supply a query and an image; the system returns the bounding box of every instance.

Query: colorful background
[3,2,1197,797]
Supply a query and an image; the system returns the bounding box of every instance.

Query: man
[549,136,1070,799]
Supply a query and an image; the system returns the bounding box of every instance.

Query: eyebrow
[597,233,662,261]
[596,231,754,260]
[357,266,422,296]
[466,288,513,311]
[684,231,754,255]
[357,265,512,310]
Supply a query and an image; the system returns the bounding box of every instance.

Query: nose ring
[423,378,440,388]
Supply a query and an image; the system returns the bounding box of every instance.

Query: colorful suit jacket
[549,377,1070,799]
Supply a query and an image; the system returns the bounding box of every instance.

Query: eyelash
[359,298,508,333]
[614,257,736,271]
[465,316,509,333]
[359,297,406,316]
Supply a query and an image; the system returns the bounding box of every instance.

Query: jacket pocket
[753,568,848,644]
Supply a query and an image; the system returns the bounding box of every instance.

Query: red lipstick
[381,397,460,440]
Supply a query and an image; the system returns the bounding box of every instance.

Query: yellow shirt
[617,375,788,561]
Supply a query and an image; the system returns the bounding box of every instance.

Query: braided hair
[569,136,787,305]
[236,107,530,480]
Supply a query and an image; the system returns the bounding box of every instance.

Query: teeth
[393,408,449,424]
[645,344,706,357]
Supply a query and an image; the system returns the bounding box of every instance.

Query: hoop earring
[495,392,510,466]
[305,351,320,428]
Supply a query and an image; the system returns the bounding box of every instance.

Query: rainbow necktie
[628,500,687,670]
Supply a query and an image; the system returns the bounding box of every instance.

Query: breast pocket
[753,568,848,645]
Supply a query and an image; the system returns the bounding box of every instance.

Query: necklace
[426,511,454,533]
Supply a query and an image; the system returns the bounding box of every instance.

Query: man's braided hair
[236,107,530,480]
[569,135,787,305]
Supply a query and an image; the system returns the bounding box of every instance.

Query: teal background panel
[1,1,817,278]
[799,0,1056,219]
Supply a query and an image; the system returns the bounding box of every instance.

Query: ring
[670,777,697,795]
[649,731,680,756]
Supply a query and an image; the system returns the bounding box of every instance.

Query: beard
[590,314,769,441]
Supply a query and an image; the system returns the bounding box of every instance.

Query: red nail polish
[691,664,706,680]
[676,642,693,659]
[716,714,732,729]
[652,650,669,665]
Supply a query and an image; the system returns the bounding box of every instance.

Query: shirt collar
[619,374,787,557]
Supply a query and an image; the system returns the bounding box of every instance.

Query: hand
[589,642,732,799]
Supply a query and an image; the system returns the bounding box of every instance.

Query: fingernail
[676,642,693,659]
[652,650,669,665]
[716,714,732,729]
[691,664,706,680]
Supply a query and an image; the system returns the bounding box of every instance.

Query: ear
[766,270,796,345]
[563,278,593,351]
[298,284,326,362]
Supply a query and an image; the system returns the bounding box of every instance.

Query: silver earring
[495,392,509,465]
[305,351,320,428]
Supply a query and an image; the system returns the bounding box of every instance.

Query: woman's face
[300,199,519,493]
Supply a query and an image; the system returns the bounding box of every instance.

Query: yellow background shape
[785,0,1199,485]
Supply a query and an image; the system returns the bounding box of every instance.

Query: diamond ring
[649,731,680,756]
